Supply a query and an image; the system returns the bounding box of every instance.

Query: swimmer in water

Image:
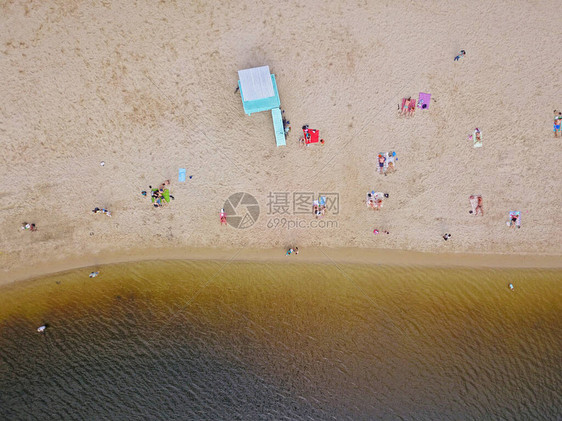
[508,283,514,290]
[89,271,99,278]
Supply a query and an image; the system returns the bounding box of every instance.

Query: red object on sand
[303,128,320,144]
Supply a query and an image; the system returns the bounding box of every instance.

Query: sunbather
[509,214,519,228]
[454,50,466,61]
[220,209,227,225]
[408,98,416,116]
[21,222,37,231]
[476,196,483,216]
[469,195,483,216]
[378,155,386,173]
[401,97,411,116]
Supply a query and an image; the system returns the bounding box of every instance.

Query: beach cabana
[238,65,285,147]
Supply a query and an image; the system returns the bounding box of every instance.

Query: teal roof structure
[238,66,281,116]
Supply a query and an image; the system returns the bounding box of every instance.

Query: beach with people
[1,2,562,419]
[1,0,561,283]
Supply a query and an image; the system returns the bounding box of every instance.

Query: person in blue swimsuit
[554,110,561,138]
[454,50,466,61]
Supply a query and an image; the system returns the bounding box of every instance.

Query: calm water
[0,260,561,420]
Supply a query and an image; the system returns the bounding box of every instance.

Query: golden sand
[1,0,561,283]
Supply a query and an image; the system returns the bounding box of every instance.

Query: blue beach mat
[178,168,186,182]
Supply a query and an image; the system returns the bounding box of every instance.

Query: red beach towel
[303,128,320,144]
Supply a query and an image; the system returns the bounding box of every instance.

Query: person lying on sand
[386,161,395,174]
[408,98,416,116]
[378,155,386,173]
[21,222,37,231]
[474,196,484,216]
[454,50,466,61]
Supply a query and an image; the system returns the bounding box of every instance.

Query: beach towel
[303,128,320,144]
[319,196,326,206]
[418,92,431,109]
[178,168,186,182]
[468,195,480,215]
[470,196,478,213]
[472,130,483,148]
[401,98,408,113]
[386,151,397,167]
[163,189,170,203]
[378,151,397,170]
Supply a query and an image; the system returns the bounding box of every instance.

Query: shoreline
[2,246,560,286]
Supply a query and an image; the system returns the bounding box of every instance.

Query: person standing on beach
[454,50,466,61]
[554,110,561,138]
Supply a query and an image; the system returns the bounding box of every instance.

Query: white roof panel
[238,66,274,101]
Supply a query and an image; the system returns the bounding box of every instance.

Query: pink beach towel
[418,92,431,109]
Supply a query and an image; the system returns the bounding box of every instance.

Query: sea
[0,260,560,420]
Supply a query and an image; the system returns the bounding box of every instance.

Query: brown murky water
[0,260,561,419]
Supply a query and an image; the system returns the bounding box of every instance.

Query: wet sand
[1,246,560,286]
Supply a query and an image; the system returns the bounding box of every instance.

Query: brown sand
[1,0,561,284]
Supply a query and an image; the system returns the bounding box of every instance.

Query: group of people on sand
[313,202,326,218]
[142,180,174,208]
[366,192,388,210]
[469,195,484,216]
[554,110,562,137]
[92,207,111,217]
[399,97,416,117]
[286,247,298,256]
[377,154,395,175]
[21,222,37,231]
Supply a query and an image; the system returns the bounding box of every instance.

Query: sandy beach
[1,0,561,284]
